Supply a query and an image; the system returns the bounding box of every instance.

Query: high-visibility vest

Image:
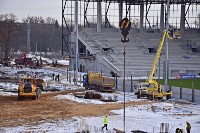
[104,117,108,124]
[178,129,183,133]
[186,123,191,129]
[176,128,183,133]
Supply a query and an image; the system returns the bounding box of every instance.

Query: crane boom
[134,30,173,100]
[148,30,173,81]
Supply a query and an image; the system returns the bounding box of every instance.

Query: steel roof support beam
[62,0,71,55]
[184,0,194,28]
[97,1,102,32]
[63,1,70,33]
[140,4,144,31]
[180,4,185,33]
[84,0,90,28]
[68,0,200,5]
[160,4,165,31]
[125,2,131,20]
[119,1,123,29]
[105,0,111,28]
[145,2,152,29]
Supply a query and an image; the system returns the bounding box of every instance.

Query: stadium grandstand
[62,0,200,78]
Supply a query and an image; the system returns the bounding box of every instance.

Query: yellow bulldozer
[18,78,45,100]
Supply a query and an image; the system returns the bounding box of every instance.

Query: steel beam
[145,2,152,28]
[62,0,71,55]
[84,0,90,27]
[105,0,111,28]
[125,3,131,20]
[66,0,200,5]
[184,0,194,28]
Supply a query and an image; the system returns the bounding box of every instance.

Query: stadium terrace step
[79,28,200,77]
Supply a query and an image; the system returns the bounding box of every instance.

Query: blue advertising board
[176,74,196,79]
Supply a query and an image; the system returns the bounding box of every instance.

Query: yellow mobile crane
[135,30,173,100]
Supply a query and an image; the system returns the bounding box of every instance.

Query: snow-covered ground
[0,65,86,95]
[1,102,200,133]
[1,59,200,133]
[0,66,55,80]
[57,60,69,66]
[0,82,18,95]
[53,92,200,132]
[40,57,69,66]
[55,91,145,105]
[82,102,200,133]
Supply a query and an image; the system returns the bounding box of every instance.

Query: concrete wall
[170,86,200,103]
[115,78,136,92]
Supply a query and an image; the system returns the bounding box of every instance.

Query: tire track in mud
[0,90,152,127]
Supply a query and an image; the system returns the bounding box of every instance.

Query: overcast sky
[0,0,62,24]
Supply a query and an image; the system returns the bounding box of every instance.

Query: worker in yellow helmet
[102,116,108,130]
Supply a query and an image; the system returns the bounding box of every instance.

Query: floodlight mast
[75,0,78,85]
[165,0,170,89]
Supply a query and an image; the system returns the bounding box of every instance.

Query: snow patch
[55,91,146,105]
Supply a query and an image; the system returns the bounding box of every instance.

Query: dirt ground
[0,90,152,127]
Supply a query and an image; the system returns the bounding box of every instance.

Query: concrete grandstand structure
[62,0,200,78]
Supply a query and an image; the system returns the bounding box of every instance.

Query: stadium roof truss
[67,0,200,4]
[61,0,200,54]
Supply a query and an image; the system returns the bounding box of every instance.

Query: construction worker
[57,73,60,81]
[102,116,108,130]
[52,73,55,80]
[169,25,174,38]
[186,121,191,133]
[176,128,183,133]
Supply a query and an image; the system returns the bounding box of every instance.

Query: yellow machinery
[18,78,44,100]
[135,30,173,100]
[83,72,115,92]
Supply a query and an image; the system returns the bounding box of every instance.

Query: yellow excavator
[135,30,173,100]
[18,78,45,100]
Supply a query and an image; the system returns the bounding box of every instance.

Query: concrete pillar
[180,4,185,34]
[119,2,123,29]
[160,4,164,31]
[140,4,144,32]
[97,2,102,32]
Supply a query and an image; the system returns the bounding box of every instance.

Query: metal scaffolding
[61,0,200,79]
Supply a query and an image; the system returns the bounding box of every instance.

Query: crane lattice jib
[149,30,173,81]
